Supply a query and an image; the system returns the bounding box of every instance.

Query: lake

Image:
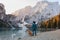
[0,26,29,40]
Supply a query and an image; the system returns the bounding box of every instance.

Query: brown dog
[27,29,32,36]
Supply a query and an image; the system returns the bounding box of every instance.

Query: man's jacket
[32,23,37,31]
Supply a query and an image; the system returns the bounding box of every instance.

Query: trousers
[32,30,37,36]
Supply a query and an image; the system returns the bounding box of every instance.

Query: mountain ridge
[11,1,60,23]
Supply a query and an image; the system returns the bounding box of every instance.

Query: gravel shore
[21,29,60,40]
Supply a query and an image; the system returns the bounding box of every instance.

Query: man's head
[33,21,36,24]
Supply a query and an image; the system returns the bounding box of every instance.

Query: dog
[27,29,32,36]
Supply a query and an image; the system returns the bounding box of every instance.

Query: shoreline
[21,29,60,40]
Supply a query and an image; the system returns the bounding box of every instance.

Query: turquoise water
[0,30,21,40]
[0,28,28,40]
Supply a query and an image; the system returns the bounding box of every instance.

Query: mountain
[0,3,6,20]
[11,1,60,23]
[12,6,32,21]
[0,19,12,30]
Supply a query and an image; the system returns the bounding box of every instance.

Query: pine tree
[58,14,60,29]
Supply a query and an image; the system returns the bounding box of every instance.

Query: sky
[0,0,60,14]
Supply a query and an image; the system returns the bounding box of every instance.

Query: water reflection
[0,27,28,40]
[0,22,28,40]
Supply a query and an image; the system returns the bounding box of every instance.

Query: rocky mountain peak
[11,1,60,23]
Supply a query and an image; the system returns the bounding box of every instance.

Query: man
[32,21,37,36]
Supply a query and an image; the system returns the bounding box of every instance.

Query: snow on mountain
[11,1,60,23]
[25,1,60,23]
[12,6,32,21]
